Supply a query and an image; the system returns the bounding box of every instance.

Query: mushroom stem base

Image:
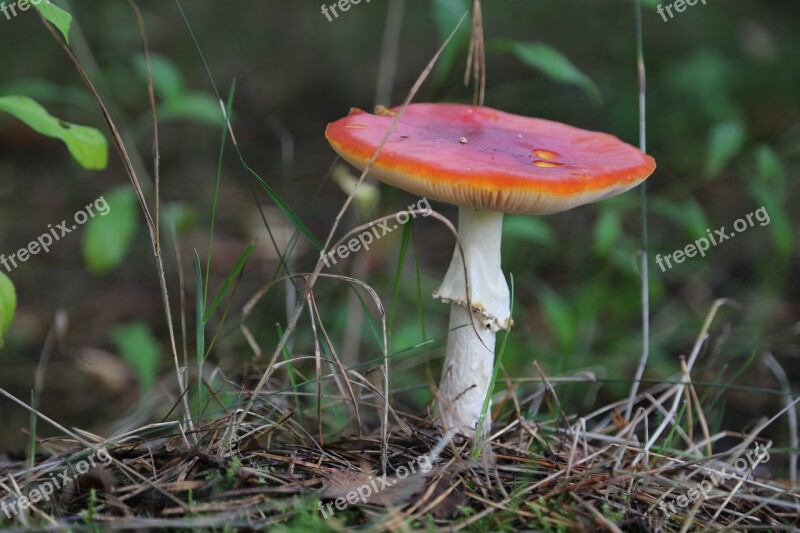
[438,305,496,435]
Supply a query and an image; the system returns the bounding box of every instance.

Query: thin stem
[626,0,650,423]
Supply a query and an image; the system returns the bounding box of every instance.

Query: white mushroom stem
[434,207,511,435]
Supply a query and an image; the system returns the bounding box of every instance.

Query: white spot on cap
[459,137,468,144]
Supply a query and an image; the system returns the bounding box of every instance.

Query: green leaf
[538,284,576,351]
[160,93,225,127]
[165,202,198,234]
[492,40,601,105]
[0,79,94,109]
[204,243,254,323]
[594,210,622,255]
[755,144,783,183]
[0,272,16,348]
[0,96,107,169]
[82,186,138,275]
[133,54,185,101]
[503,216,555,248]
[332,164,380,219]
[652,197,709,240]
[431,0,470,84]
[704,120,746,177]
[111,322,160,392]
[432,0,469,41]
[750,184,793,256]
[34,0,72,44]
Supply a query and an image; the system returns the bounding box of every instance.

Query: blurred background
[0,0,797,462]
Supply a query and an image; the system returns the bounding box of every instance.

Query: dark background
[0,0,797,464]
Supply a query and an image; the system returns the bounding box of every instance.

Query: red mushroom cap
[325,103,656,215]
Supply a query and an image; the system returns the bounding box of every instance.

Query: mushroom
[325,103,656,435]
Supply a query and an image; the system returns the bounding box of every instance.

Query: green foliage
[133,54,184,101]
[594,210,622,256]
[503,216,556,248]
[195,250,205,414]
[491,40,601,105]
[537,283,576,354]
[332,164,380,219]
[431,0,471,85]
[133,53,223,127]
[203,243,254,323]
[110,322,161,392]
[0,79,93,109]
[245,163,322,252]
[705,119,746,177]
[749,186,792,257]
[33,0,72,44]
[160,93,225,127]
[602,499,625,523]
[652,197,710,242]
[749,145,793,256]
[226,456,242,484]
[0,272,15,348]
[475,276,514,445]
[164,202,199,234]
[82,186,138,275]
[84,488,98,529]
[267,497,333,532]
[755,145,783,183]
[388,221,413,339]
[0,96,107,169]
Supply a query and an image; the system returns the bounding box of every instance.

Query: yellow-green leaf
[492,40,601,106]
[82,187,138,274]
[111,322,160,392]
[34,0,72,44]
[0,96,107,169]
[0,272,17,348]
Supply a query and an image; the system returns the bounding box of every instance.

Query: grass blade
[204,81,236,308]
[243,162,322,252]
[195,250,204,416]
[411,221,426,342]
[388,221,412,337]
[204,242,254,324]
[475,273,514,447]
